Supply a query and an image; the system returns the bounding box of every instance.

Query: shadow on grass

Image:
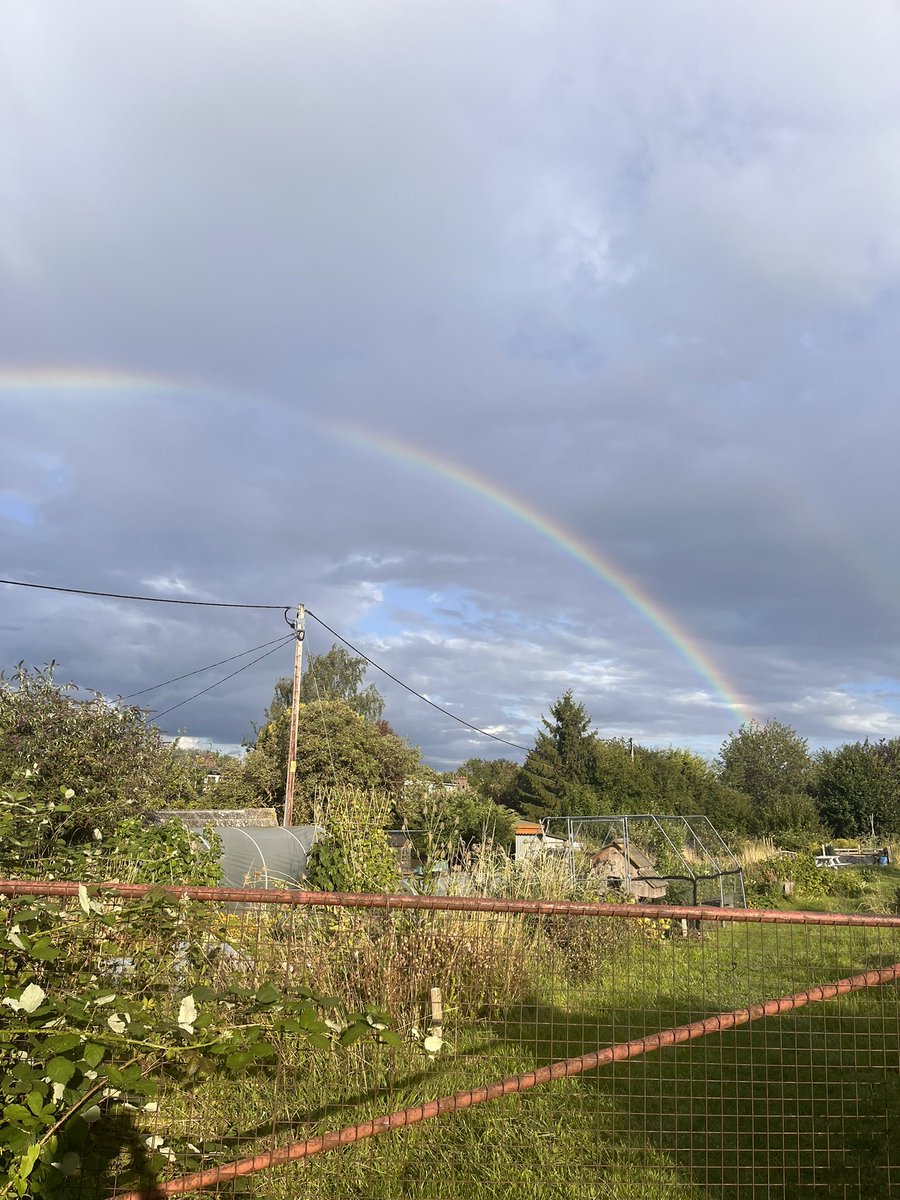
[499,983,900,1200]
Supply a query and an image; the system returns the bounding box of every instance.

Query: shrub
[305,787,400,894]
[0,889,394,1198]
[0,665,201,835]
[742,853,870,906]
[0,774,221,886]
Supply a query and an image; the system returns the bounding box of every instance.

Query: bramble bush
[0,773,221,887]
[0,886,401,1198]
[743,853,870,906]
[0,665,202,833]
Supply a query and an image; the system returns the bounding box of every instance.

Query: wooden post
[282,604,305,828]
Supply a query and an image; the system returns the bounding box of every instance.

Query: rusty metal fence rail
[2,881,898,1200]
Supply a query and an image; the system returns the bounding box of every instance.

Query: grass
[96,910,900,1200]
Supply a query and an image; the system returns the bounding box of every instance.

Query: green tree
[0,664,199,836]
[716,720,812,807]
[455,757,520,807]
[262,643,385,729]
[639,747,753,837]
[218,699,422,822]
[397,780,517,852]
[814,739,900,837]
[587,738,653,815]
[514,692,598,818]
[751,791,822,845]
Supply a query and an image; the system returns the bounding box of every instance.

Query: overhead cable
[0,577,287,610]
[152,636,295,725]
[120,636,296,700]
[306,610,530,753]
[1,575,530,752]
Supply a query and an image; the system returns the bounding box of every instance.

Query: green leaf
[304,1032,331,1051]
[43,1033,82,1055]
[298,1007,328,1033]
[26,1090,45,1116]
[82,1043,105,1069]
[378,1030,405,1048]
[18,1140,41,1179]
[46,1056,77,1086]
[338,1023,371,1047]
[30,938,60,962]
[254,983,282,1005]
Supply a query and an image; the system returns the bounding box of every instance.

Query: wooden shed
[590,840,666,900]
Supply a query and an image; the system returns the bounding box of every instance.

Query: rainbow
[0,365,210,399]
[0,366,757,723]
[337,426,757,726]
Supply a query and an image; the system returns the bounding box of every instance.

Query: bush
[0,889,394,1197]
[0,772,221,886]
[0,665,201,834]
[743,853,870,906]
[305,787,400,894]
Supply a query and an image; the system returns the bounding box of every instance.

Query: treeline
[459,693,900,845]
[3,657,899,850]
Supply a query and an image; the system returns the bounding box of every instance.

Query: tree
[262,643,385,730]
[638,747,753,837]
[0,664,200,836]
[587,738,653,815]
[716,720,812,806]
[514,692,598,818]
[455,757,520,807]
[218,699,423,822]
[397,781,518,852]
[814,739,900,837]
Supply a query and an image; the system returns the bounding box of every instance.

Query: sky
[2,1,900,768]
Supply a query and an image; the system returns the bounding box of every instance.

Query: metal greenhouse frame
[543,813,746,907]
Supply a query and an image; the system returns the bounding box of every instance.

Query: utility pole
[628,736,634,763]
[282,604,305,828]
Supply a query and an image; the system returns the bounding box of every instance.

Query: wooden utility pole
[282,603,305,828]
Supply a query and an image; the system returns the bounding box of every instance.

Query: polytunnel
[207,825,318,889]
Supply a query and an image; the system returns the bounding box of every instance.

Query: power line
[0,577,288,611]
[0,574,531,752]
[120,636,295,700]
[306,610,531,753]
[152,636,295,725]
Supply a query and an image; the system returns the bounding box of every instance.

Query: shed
[210,826,318,889]
[514,821,571,862]
[590,840,667,901]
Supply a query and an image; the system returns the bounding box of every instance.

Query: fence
[1,881,898,1199]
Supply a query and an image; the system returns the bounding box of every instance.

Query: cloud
[1,1,900,766]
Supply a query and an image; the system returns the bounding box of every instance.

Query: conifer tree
[514,691,597,819]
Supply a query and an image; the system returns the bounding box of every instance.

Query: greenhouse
[204,825,319,890]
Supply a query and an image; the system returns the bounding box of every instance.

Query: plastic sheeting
[211,825,318,889]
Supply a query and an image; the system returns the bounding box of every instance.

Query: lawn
[94,909,900,1200]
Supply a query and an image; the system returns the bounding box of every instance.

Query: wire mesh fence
[1,882,898,1200]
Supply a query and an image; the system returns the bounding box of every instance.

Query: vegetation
[305,787,400,894]
[0,665,202,832]
[260,643,387,728]
[1,660,899,1198]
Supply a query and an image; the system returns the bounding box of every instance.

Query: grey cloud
[3,1,900,765]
